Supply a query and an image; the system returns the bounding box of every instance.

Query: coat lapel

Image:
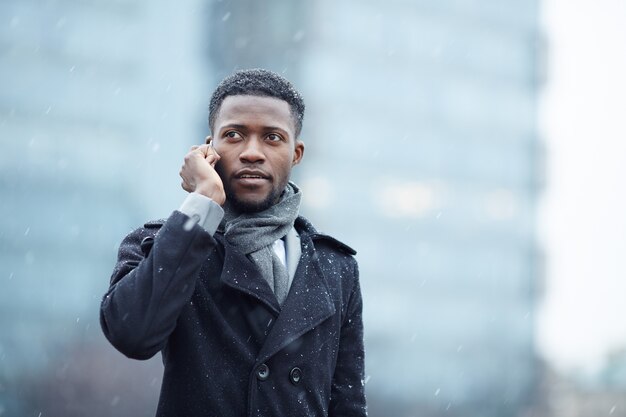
[255,233,336,365]
[218,237,281,315]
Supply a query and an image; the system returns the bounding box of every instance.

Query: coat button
[256,364,270,381]
[140,236,154,256]
[289,367,302,385]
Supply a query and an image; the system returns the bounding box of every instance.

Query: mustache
[214,161,272,180]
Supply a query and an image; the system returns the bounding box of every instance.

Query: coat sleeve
[100,210,214,360]
[329,261,367,417]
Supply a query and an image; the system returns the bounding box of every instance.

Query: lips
[234,169,270,180]
[232,169,271,188]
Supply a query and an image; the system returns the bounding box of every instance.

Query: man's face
[210,95,304,213]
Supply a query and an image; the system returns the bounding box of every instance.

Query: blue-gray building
[0,1,208,415]
[1,1,539,416]
[297,3,541,416]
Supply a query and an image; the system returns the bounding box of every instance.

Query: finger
[179,167,192,183]
[192,144,209,157]
[206,154,218,167]
[184,149,204,166]
[206,148,220,163]
[180,172,194,191]
[190,145,199,151]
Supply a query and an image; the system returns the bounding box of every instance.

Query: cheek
[273,152,291,167]
[213,149,234,174]
[212,138,234,152]
[211,142,225,156]
[214,145,236,164]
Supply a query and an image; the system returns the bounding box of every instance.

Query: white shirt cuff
[178,192,224,235]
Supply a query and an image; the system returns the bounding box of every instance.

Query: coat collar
[212,215,355,313]
[295,216,357,256]
[254,216,356,362]
[217,235,282,315]
[146,214,355,362]
[255,230,336,365]
[214,216,345,364]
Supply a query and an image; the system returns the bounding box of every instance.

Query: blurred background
[1,0,625,416]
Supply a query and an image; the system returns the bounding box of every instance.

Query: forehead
[215,95,295,133]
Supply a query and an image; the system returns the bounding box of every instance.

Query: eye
[224,131,242,140]
[266,133,283,142]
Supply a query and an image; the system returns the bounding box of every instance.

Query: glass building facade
[0,1,209,415]
[297,2,540,416]
[1,1,539,416]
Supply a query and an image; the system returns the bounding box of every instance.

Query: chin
[225,181,287,214]
[228,194,276,214]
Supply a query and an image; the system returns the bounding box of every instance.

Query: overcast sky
[538,0,626,374]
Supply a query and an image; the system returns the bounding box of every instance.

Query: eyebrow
[220,124,290,134]
[220,124,247,130]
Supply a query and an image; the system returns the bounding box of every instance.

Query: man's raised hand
[179,143,226,205]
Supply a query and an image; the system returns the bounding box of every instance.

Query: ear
[292,140,305,166]
[205,135,212,145]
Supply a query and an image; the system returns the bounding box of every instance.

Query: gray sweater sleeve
[178,192,224,235]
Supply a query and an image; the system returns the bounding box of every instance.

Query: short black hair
[208,69,305,137]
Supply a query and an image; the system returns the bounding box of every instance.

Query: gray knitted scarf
[219,182,301,305]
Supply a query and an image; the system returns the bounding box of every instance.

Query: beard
[225,184,283,214]
[216,165,288,214]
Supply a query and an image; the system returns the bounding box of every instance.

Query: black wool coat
[100,210,366,417]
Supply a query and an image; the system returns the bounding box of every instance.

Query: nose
[239,138,265,164]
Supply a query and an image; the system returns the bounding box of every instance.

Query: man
[100,69,366,417]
